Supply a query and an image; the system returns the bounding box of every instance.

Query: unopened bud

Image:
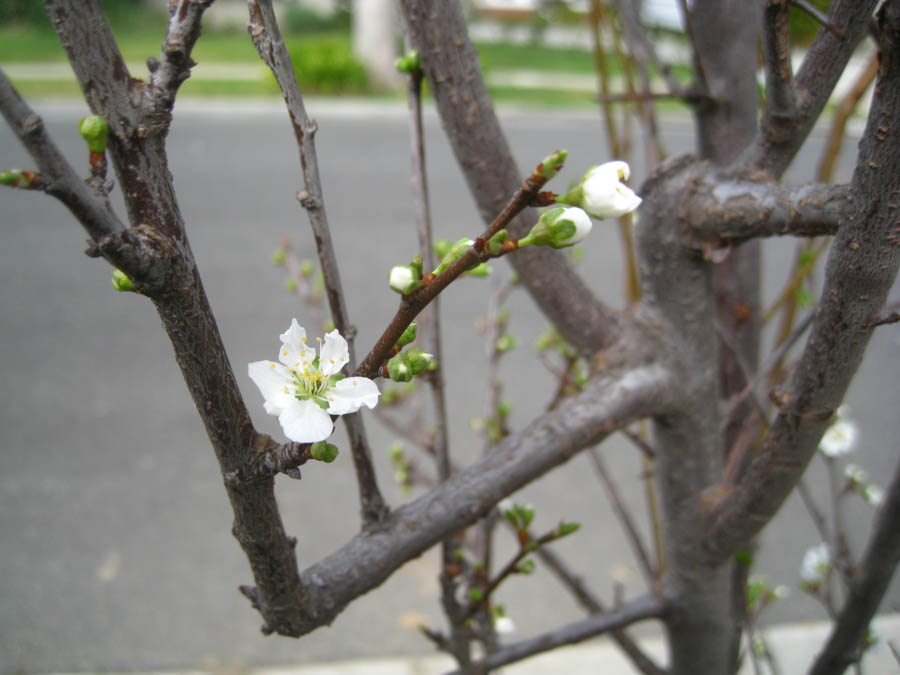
[534,149,568,180]
[111,268,136,292]
[310,441,339,463]
[433,237,473,276]
[389,264,422,295]
[518,206,592,249]
[557,161,641,219]
[387,352,413,382]
[396,322,417,348]
[79,115,109,153]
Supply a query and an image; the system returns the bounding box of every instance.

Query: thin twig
[0,69,125,242]
[790,0,845,37]
[249,0,388,524]
[449,594,664,674]
[589,448,657,586]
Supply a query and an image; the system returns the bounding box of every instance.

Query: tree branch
[449,594,664,674]
[400,0,622,353]
[761,0,797,120]
[702,3,900,564]
[743,0,880,177]
[808,456,900,675]
[248,0,388,524]
[272,357,672,635]
[0,69,125,242]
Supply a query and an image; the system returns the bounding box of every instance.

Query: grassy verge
[0,23,656,107]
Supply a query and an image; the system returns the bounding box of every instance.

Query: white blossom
[580,161,642,220]
[248,320,379,443]
[388,265,419,294]
[819,418,859,457]
[494,615,516,634]
[800,543,831,588]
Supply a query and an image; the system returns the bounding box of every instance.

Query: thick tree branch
[269,356,672,635]
[400,0,622,353]
[0,69,125,242]
[702,2,900,565]
[449,594,664,674]
[248,0,388,524]
[743,0,881,177]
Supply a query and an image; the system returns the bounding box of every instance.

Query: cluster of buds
[386,347,435,382]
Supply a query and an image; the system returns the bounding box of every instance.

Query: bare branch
[614,0,686,97]
[808,456,900,675]
[743,0,880,177]
[761,0,797,120]
[248,0,388,524]
[790,0,845,37]
[282,359,672,635]
[590,448,658,586]
[0,69,125,242]
[702,5,900,562]
[400,0,622,353]
[532,546,666,675]
[449,594,664,674]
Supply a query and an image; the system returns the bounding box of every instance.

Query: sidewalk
[45,615,899,675]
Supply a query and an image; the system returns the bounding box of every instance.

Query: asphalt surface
[2,100,898,672]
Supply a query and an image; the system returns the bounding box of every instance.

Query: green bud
[433,237,473,276]
[534,149,567,180]
[389,442,405,460]
[519,504,535,528]
[396,322,417,348]
[486,229,509,256]
[496,401,512,418]
[465,262,491,278]
[433,239,452,259]
[495,334,517,354]
[556,522,580,537]
[299,259,315,278]
[468,587,484,603]
[323,319,335,332]
[734,550,754,566]
[517,558,536,575]
[284,277,298,293]
[79,115,109,153]
[111,268,136,292]
[394,49,420,73]
[310,441,339,463]
[410,253,423,277]
[271,248,287,266]
[1,168,39,189]
[405,347,434,375]
[387,352,413,382]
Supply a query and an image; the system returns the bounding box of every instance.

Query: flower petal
[278,398,334,443]
[278,319,315,369]
[327,377,380,415]
[581,161,642,220]
[319,329,350,376]
[248,360,295,416]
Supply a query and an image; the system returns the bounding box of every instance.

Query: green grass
[0,23,669,105]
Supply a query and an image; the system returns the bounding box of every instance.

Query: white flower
[494,615,516,634]
[800,543,831,588]
[388,264,420,294]
[248,319,380,443]
[819,418,859,457]
[580,161,642,219]
[864,484,884,506]
[844,463,867,485]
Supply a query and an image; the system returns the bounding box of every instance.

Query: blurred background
[2,1,897,673]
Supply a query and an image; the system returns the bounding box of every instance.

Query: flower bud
[465,262,491,278]
[387,352,413,382]
[310,441,339,463]
[1,169,39,189]
[405,347,434,375]
[394,49,420,73]
[433,237,473,276]
[533,149,567,180]
[558,161,641,219]
[388,264,422,295]
[79,115,109,154]
[518,206,592,249]
[111,268,136,292]
[396,322,417,348]
[486,229,509,256]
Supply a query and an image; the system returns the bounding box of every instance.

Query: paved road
[2,100,898,672]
